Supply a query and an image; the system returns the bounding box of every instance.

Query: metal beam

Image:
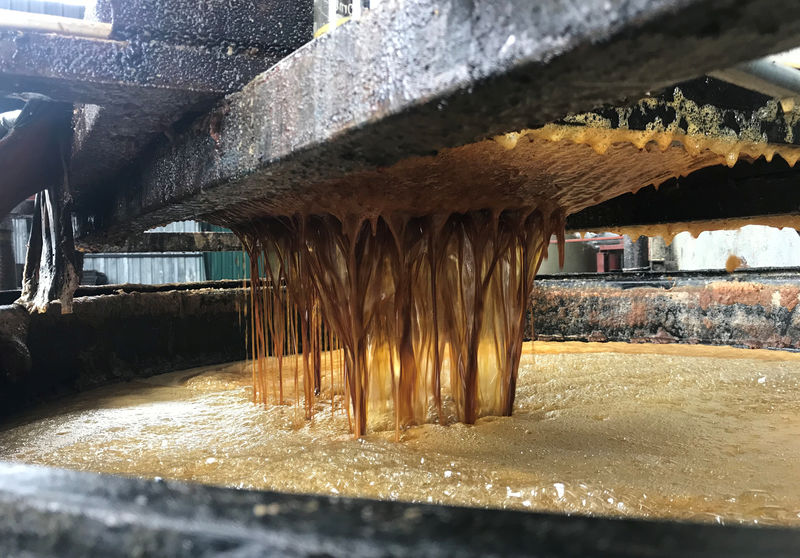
[565,158,800,233]
[77,232,242,253]
[70,102,211,194]
[532,270,800,347]
[106,0,313,51]
[84,0,313,50]
[0,31,274,106]
[564,77,800,145]
[0,29,285,191]
[74,0,800,243]
[711,59,800,100]
[0,462,798,557]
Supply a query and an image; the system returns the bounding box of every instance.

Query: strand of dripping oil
[231,208,565,438]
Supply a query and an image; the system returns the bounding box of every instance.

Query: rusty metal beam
[77,232,241,253]
[532,271,800,349]
[74,0,800,244]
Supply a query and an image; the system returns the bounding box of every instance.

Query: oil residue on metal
[726,254,745,273]
[1,341,800,526]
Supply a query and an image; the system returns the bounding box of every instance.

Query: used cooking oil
[1,341,799,526]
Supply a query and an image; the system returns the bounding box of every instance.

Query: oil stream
[1,342,799,526]
[232,209,561,436]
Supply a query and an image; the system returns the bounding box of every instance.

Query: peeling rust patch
[698,282,774,311]
[780,286,800,311]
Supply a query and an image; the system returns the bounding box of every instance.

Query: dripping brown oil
[223,124,800,437]
[232,208,563,437]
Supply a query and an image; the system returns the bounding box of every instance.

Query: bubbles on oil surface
[2,341,800,526]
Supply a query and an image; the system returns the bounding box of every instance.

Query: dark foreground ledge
[0,462,796,558]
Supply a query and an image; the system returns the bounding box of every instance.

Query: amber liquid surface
[2,341,800,526]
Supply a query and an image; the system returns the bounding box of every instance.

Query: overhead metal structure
[1,0,799,242]
[62,0,800,245]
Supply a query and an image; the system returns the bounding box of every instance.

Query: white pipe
[328,0,337,30]
[710,59,800,100]
[0,8,111,40]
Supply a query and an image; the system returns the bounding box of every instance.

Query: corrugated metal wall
[205,251,250,281]
[82,253,207,285]
[82,221,208,285]
[12,217,243,286]
[201,224,249,281]
[150,221,203,234]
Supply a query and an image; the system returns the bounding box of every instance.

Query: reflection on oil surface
[1,341,799,526]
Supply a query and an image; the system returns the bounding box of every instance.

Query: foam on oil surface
[2,341,800,526]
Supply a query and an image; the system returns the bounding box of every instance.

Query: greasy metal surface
[108,0,313,51]
[0,29,283,192]
[564,77,800,147]
[77,232,241,253]
[0,31,271,104]
[0,284,246,419]
[82,0,112,23]
[0,462,798,558]
[74,0,800,242]
[69,103,200,191]
[0,279,246,305]
[0,96,22,113]
[565,158,800,232]
[531,271,800,349]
